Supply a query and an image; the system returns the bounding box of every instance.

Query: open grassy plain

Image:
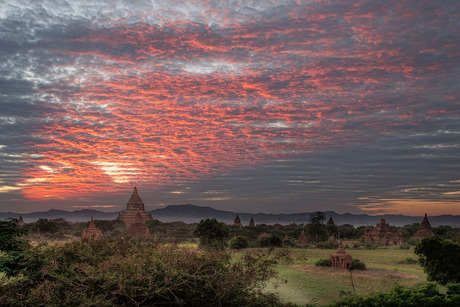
[264,244,426,306]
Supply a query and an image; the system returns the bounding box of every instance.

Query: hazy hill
[149,205,460,227]
[1,204,459,227]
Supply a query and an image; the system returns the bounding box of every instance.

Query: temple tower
[327,215,335,226]
[126,209,151,238]
[233,214,241,227]
[330,240,353,269]
[412,213,435,240]
[117,187,154,228]
[82,216,103,240]
[296,229,308,244]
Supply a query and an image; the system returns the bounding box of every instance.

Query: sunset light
[0,0,459,215]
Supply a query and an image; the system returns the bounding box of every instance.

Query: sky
[0,0,459,216]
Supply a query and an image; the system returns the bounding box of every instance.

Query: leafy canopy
[193,218,229,249]
[415,235,460,284]
[0,218,29,277]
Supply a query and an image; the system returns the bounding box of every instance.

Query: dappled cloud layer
[0,1,459,212]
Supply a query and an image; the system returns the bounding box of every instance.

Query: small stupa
[330,240,353,269]
[17,214,26,227]
[296,229,308,244]
[249,217,255,227]
[412,213,435,240]
[82,216,103,240]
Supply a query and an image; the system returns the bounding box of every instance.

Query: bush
[228,235,249,250]
[315,259,332,267]
[330,283,460,306]
[349,259,366,271]
[399,257,418,265]
[364,242,379,250]
[282,238,296,248]
[399,243,410,250]
[0,238,292,306]
[260,235,282,248]
[316,241,338,249]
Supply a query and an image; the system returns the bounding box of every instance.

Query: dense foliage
[315,259,332,267]
[260,235,283,247]
[415,236,460,284]
[0,218,29,277]
[193,218,229,249]
[0,238,292,306]
[228,235,249,250]
[330,283,460,307]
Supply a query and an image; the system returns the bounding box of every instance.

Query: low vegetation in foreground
[2,217,460,306]
[1,237,293,306]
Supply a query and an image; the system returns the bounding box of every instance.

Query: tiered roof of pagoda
[117,187,154,228]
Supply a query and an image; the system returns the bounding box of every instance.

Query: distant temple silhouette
[327,215,335,226]
[82,216,103,240]
[17,214,26,227]
[359,218,402,246]
[233,214,242,227]
[117,187,153,238]
[296,229,308,244]
[412,213,435,240]
[249,217,255,227]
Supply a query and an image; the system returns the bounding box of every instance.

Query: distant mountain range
[1,204,459,227]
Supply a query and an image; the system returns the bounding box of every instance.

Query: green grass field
[264,245,427,306]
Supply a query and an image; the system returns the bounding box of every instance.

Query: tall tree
[415,235,460,284]
[0,218,29,277]
[307,211,328,242]
[193,219,229,249]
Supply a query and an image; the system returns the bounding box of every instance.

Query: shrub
[349,259,366,271]
[228,235,249,250]
[315,258,332,267]
[282,238,296,248]
[330,283,460,306]
[260,235,282,248]
[0,238,292,306]
[364,242,379,250]
[399,257,418,265]
[399,243,410,250]
[316,241,338,249]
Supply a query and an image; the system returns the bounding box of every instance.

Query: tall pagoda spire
[126,186,145,211]
[412,213,435,240]
[117,187,154,228]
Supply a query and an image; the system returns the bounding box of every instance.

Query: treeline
[18,214,460,246]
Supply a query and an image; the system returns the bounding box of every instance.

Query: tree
[30,218,59,234]
[193,219,229,249]
[0,218,29,277]
[415,236,460,284]
[260,235,282,248]
[309,211,325,225]
[229,235,249,250]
